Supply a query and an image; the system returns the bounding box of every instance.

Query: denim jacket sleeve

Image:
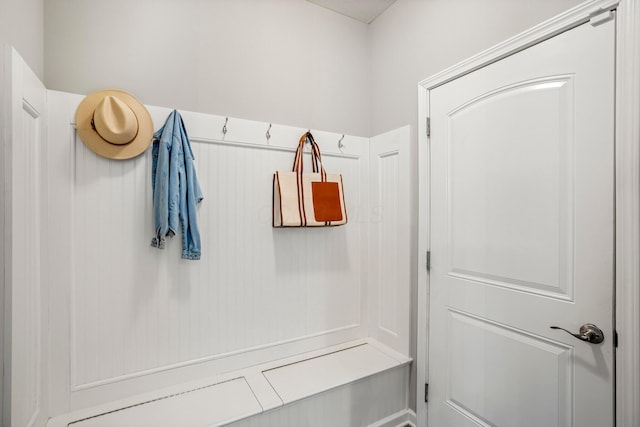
[150,114,173,249]
[178,115,203,259]
[151,110,203,260]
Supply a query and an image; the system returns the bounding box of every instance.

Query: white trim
[368,409,416,427]
[188,136,361,159]
[416,83,429,427]
[615,1,640,426]
[416,0,639,426]
[0,42,11,427]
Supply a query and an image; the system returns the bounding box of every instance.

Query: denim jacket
[151,110,203,260]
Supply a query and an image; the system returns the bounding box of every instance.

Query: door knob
[550,323,605,344]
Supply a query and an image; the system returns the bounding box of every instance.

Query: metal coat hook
[222,117,229,135]
[338,134,345,152]
[266,123,272,142]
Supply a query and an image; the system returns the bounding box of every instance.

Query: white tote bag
[273,132,347,227]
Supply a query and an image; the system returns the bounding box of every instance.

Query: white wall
[0,0,43,79]
[44,0,370,137]
[368,0,585,409]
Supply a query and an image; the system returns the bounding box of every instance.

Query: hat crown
[93,95,138,145]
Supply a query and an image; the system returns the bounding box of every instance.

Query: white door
[428,17,615,427]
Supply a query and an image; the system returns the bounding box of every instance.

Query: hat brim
[75,89,154,160]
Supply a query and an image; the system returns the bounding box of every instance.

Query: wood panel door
[427,17,615,427]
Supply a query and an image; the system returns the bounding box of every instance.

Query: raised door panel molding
[446,310,572,427]
[446,76,575,300]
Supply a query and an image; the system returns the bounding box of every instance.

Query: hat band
[91,113,139,146]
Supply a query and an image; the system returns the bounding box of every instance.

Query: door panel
[447,309,572,427]
[448,76,575,299]
[428,19,615,427]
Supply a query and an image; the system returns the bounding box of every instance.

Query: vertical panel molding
[1,43,12,427]
[369,126,411,357]
[4,47,48,427]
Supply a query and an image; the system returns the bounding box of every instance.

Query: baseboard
[369,409,417,427]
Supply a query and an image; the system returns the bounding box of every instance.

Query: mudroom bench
[46,339,411,427]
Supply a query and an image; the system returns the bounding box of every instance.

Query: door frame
[416,0,640,426]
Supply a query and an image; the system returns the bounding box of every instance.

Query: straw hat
[75,89,153,160]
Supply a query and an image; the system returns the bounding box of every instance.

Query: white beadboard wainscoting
[2,46,49,427]
[18,85,413,426]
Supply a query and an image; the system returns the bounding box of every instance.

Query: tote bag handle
[292,132,327,180]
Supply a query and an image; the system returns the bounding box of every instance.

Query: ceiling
[306,0,398,24]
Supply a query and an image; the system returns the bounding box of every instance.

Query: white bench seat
[47,339,411,427]
[70,378,261,427]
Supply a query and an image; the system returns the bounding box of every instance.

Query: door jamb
[415,0,640,426]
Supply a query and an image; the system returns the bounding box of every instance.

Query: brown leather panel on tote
[311,181,343,222]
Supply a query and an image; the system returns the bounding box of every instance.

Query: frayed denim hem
[151,229,176,250]
[182,252,201,260]
[150,236,166,249]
